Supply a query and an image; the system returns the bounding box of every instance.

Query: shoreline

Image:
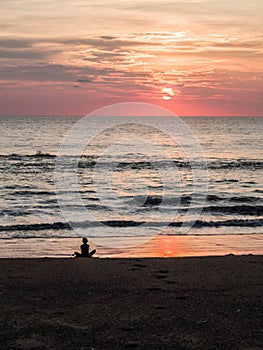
[0,255,262,349]
[0,233,262,258]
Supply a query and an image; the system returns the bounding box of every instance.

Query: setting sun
[162,87,175,101]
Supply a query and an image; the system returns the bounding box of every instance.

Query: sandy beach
[0,255,262,349]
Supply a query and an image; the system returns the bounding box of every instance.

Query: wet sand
[0,255,262,349]
[0,234,262,258]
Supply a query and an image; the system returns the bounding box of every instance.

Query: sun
[162,87,175,100]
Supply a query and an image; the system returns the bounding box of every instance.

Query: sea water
[0,115,262,252]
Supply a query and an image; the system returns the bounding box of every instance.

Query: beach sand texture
[0,255,262,349]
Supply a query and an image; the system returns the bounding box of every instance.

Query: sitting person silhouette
[73,238,96,258]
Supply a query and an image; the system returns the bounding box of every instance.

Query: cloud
[0,37,35,48]
[0,32,262,63]
[0,63,114,82]
[75,78,93,83]
[0,29,262,106]
[99,36,116,40]
[0,37,62,61]
[0,48,52,60]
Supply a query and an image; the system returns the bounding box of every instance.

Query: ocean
[0,115,262,255]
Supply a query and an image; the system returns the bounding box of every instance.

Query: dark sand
[0,255,262,350]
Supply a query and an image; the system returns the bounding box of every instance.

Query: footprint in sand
[148,269,170,280]
[176,295,188,300]
[157,269,170,274]
[146,287,162,292]
[121,326,136,332]
[154,305,166,310]
[124,341,140,348]
[131,263,148,271]
[165,280,176,285]
[155,274,168,280]
[132,263,147,268]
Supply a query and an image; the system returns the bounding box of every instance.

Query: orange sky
[0,0,262,116]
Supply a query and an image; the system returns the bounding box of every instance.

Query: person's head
[82,237,88,244]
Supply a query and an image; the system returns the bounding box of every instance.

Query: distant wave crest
[0,218,262,234]
[0,154,262,170]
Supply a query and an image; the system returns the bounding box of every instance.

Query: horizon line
[0,114,262,118]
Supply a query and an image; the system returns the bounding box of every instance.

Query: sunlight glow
[162,95,172,101]
[162,88,175,96]
[162,87,175,101]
